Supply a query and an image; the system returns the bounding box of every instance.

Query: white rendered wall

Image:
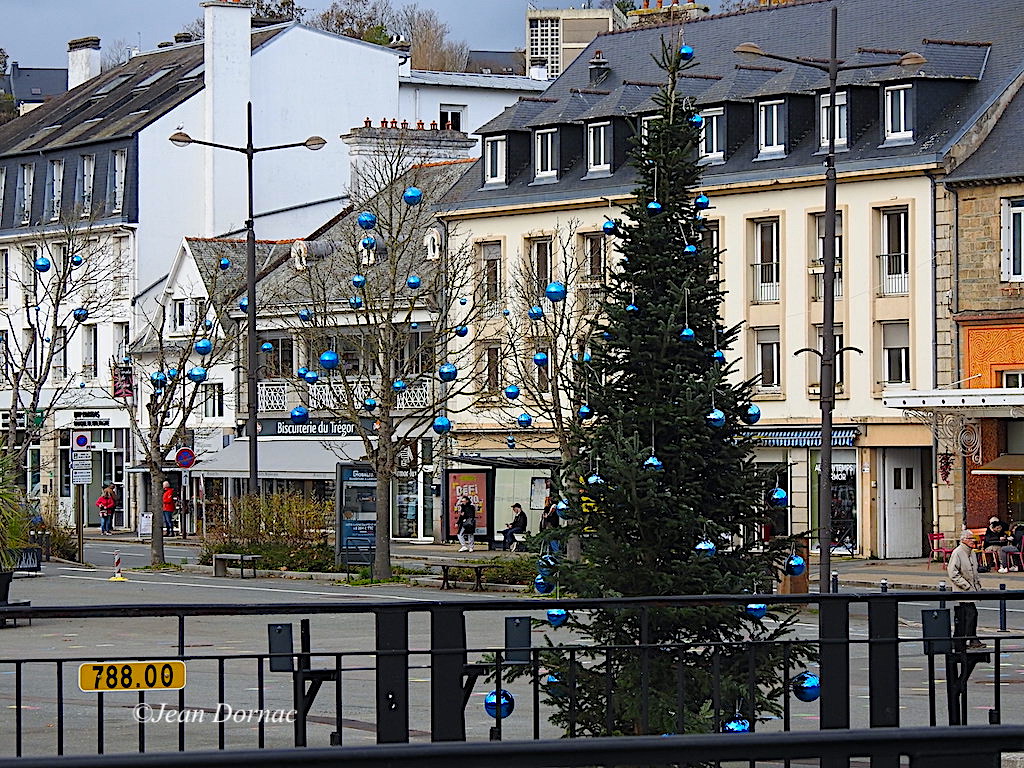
[399,82,543,148]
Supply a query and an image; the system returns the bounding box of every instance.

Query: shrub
[38,496,79,561]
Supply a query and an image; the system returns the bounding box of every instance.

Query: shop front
[53,408,131,530]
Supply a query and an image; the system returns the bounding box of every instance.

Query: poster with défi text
[448,471,488,536]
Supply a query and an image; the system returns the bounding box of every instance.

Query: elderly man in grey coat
[947,530,985,649]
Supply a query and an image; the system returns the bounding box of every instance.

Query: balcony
[751,262,780,303]
[259,378,432,414]
[257,380,288,412]
[811,271,843,302]
[877,252,909,296]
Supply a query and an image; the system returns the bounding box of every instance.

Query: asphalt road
[82,539,199,569]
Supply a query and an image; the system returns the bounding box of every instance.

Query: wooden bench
[212,553,262,578]
[439,562,495,592]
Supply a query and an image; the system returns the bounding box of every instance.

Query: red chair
[927,533,953,569]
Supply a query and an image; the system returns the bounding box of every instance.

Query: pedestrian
[95,487,115,535]
[455,495,476,553]
[947,530,985,649]
[539,501,561,554]
[161,480,176,537]
[982,515,1013,572]
[502,503,528,552]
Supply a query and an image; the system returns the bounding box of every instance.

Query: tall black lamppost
[170,103,326,494]
[735,8,924,592]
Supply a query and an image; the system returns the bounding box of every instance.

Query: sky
[3,0,616,69]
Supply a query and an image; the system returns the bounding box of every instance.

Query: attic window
[819,91,847,149]
[135,67,176,88]
[180,64,204,80]
[484,136,506,185]
[884,85,913,142]
[92,75,131,96]
[30,88,42,96]
[757,100,785,159]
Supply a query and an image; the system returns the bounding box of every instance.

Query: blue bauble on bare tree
[290,406,309,425]
[357,211,377,230]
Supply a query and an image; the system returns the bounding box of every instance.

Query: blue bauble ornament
[644,455,663,472]
[407,275,422,290]
[459,296,468,305]
[723,716,750,733]
[792,671,821,702]
[34,256,51,273]
[695,538,717,557]
[290,406,309,425]
[679,44,695,60]
[454,325,469,337]
[297,308,313,323]
[218,257,230,271]
[320,351,339,370]
[360,235,376,251]
[517,412,533,428]
[194,338,213,356]
[238,297,249,312]
[304,370,319,384]
[167,368,178,379]
[602,331,612,341]
[694,215,707,231]
[785,554,806,576]
[577,404,593,420]
[683,243,698,256]
[357,211,377,230]
[679,326,695,342]
[694,194,711,210]
[745,603,767,619]
[392,379,407,393]
[712,349,726,364]
[483,689,514,719]
[647,201,662,213]
[432,416,452,435]
[706,408,725,429]
[533,352,548,367]
[545,281,567,302]
[351,274,366,289]
[261,342,274,353]
[504,385,520,400]
[72,307,89,323]
[438,363,457,382]
[70,253,84,267]
[403,186,423,205]
[625,303,639,314]
[741,404,761,425]
[770,487,788,507]
[587,472,604,485]
[555,499,570,518]
[502,308,511,317]
[186,367,207,383]
[363,397,377,411]
[150,371,167,384]
[688,114,704,129]
[602,220,618,236]
[528,305,544,321]
[534,575,555,595]
[547,608,568,628]
[348,296,363,310]
[79,382,86,388]
[506,434,516,449]
[297,366,309,379]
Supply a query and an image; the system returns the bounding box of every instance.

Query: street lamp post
[170,104,326,494]
[735,8,924,592]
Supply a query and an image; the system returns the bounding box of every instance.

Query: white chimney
[389,35,412,77]
[67,37,101,90]
[529,57,549,81]
[202,0,252,237]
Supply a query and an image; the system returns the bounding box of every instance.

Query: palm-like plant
[0,457,29,574]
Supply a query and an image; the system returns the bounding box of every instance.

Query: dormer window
[819,91,847,149]
[884,85,913,142]
[699,108,724,163]
[484,136,506,184]
[534,129,557,180]
[587,122,610,174]
[757,100,785,158]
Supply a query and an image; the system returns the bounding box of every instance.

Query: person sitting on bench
[502,503,527,551]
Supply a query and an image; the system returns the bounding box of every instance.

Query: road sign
[72,451,92,462]
[71,460,92,471]
[72,431,92,449]
[72,468,93,485]
[175,447,196,469]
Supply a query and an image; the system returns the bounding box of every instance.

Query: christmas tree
[543,39,810,736]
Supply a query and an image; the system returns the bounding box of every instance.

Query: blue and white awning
[748,427,859,448]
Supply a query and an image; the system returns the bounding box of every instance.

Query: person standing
[161,480,176,537]
[455,496,476,553]
[95,487,115,535]
[539,501,561,553]
[947,530,985,649]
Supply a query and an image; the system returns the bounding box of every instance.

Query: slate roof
[526,89,610,128]
[476,97,556,134]
[945,86,1024,185]
[441,0,1024,212]
[467,50,527,76]
[400,70,547,92]
[7,64,68,106]
[576,82,660,121]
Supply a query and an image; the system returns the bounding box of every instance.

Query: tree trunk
[373,469,393,580]
[150,465,166,565]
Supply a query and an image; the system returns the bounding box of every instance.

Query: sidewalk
[821,555,1024,592]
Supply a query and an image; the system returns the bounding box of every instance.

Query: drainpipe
[928,170,940,535]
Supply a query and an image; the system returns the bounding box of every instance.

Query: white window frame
[640,115,658,143]
[879,207,910,295]
[53,326,68,380]
[757,100,785,156]
[1003,371,1024,388]
[529,237,552,298]
[534,128,557,179]
[816,325,845,386]
[481,241,502,307]
[755,327,781,390]
[82,324,98,380]
[884,85,913,141]
[19,163,34,224]
[0,248,7,302]
[700,107,724,162]
[203,382,225,418]
[439,103,466,132]
[819,91,847,148]
[80,154,95,215]
[753,219,780,303]
[1001,198,1024,282]
[484,136,506,184]
[111,148,127,212]
[0,168,6,221]
[882,321,910,385]
[48,159,64,221]
[587,122,610,173]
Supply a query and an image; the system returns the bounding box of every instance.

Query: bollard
[108,549,127,582]
[880,578,888,593]
[938,580,947,609]
[1000,582,1007,632]
[831,570,839,593]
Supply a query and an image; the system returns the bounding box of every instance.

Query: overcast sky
[3,0,620,69]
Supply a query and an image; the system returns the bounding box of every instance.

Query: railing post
[999,583,1007,632]
[376,607,409,744]
[819,594,850,768]
[830,570,839,593]
[430,606,467,742]
[938,580,947,609]
[868,597,900,768]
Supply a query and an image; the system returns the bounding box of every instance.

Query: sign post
[72,433,93,560]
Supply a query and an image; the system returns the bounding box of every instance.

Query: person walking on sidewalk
[455,496,476,553]
[947,531,985,649]
[95,487,115,535]
[161,481,177,537]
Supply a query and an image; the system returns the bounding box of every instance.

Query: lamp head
[304,135,327,151]
[169,131,193,148]
[898,51,927,68]
[733,42,765,56]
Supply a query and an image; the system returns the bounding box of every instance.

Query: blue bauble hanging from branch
[723,716,750,733]
[261,341,274,353]
[683,243,698,256]
[534,575,554,594]
[503,385,520,400]
[194,338,213,356]
[407,275,422,290]
[70,253,84,268]
[351,274,366,289]
[679,326,695,342]
[545,281,566,303]
[348,296,363,310]
[577,404,593,420]
[695,538,717,557]
[402,186,423,205]
[517,413,533,428]
[303,370,319,384]
[357,211,377,230]
[687,114,704,129]
[320,351,339,370]
[646,201,662,213]
[360,235,376,251]
[679,44,695,60]
[532,351,548,367]
[187,366,207,383]
[791,671,821,702]
[527,305,544,321]
[625,303,640,314]
[745,603,767,619]
[290,406,309,425]
[483,689,514,719]
[432,416,452,435]
[741,404,761,425]
[72,307,89,323]
[706,408,725,429]
[34,256,51,273]
[392,379,407,393]
[785,554,806,576]
[506,434,516,449]
[438,362,457,382]
[712,349,725,364]
[150,371,167,385]
[769,487,788,507]
[297,366,309,379]
[298,308,314,322]
[587,472,604,485]
[238,297,249,312]
[547,608,568,628]
[167,368,178,379]
[363,397,377,411]
[602,220,619,236]
[643,455,663,472]
[694,194,711,210]
[218,257,231,271]
[454,325,469,337]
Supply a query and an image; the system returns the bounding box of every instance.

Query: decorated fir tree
[542,39,810,736]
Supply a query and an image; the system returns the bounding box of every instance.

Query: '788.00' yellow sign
[78,661,186,692]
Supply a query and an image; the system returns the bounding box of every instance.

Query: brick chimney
[67,37,101,90]
[174,32,195,44]
[588,50,610,87]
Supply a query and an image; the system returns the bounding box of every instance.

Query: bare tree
[101,38,133,72]
[308,0,394,42]
[392,5,470,72]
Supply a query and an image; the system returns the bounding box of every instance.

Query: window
[1003,371,1024,388]
[47,159,64,220]
[172,299,192,329]
[112,236,129,296]
[260,335,294,379]
[337,337,364,375]
[1001,198,1024,282]
[111,148,127,212]
[82,324,98,380]
[24,329,38,378]
[534,129,557,179]
[536,345,550,392]
[18,163,34,224]
[0,168,6,222]
[24,246,38,295]
[485,345,500,391]
[882,321,910,385]
[640,115,658,143]
[528,17,561,78]
[755,328,781,389]
[758,100,785,156]
[114,322,130,361]
[53,326,68,380]
[813,212,843,300]
[700,107,724,161]
[816,325,845,386]
[79,154,95,215]
[401,330,433,376]
[583,233,605,281]
[819,91,847,148]
[753,219,780,303]
[203,383,225,418]
[879,207,909,295]
[484,136,506,184]
[530,238,552,298]
[439,104,465,132]
[587,122,609,172]
[481,241,502,306]
[0,249,7,301]
[0,330,7,378]
[423,229,441,261]
[884,85,913,141]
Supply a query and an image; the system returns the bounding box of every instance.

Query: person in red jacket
[161,480,176,537]
[95,487,115,535]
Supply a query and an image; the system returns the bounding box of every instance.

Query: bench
[212,553,262,578]
[492,531,529,552]
[439,562,496,592]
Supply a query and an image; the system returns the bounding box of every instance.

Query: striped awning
[748,427,859,448]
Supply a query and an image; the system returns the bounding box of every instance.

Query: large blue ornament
[688,114,704,129]
[545,281,567,303]
[683,243,698,256]
[712,349,726,364]
[187,367,207,383]
[194,338,213,356]
[403,186,423,206]
[741,404,762,425]
[626,303,640,314]
[695,194,711,210]
[527,305,544,321]
[363,397,377,411]
[438,363,457,382]
[578,405,593,420]
[360,235,376,251]
[203,319,214,330]
[706,408,726,429]
[679,326,695,342]
[320,351,339,370]
[392,379,407,393]
[239,297,249,312]
[167,368,178,379]
[770,487,788,507]
[647,201,662,213]
[348,296,363,310]
[602,220,618,236]
[459,297,468,305]
[745,603,767,619]
[407,275,422,290]
[290,406,309,425]
[483,689,515,719]
[298,308,314,322]
[218,257,231,271]
[547,608,568,628]
[533,352,548,367]
[432,416,452,435]
[357,211,377,230]
[297,366,309,379]
[150,371,167,385]
[70,253,84,267]
[792,671,821,702]
[534,575,555,594]
[454,325,469,337]
[351,274,366,289]
[504,385,520,400]
[644,455,663,472]
[695,538,717,557]
[517,413,533,429]
[72,307,89,323]
[723,716,750,733]
[261,341,274,353]
[34,256,51,273]
[304,370,319,384]
[506,434,516,449]
[785,554,806,576]
[679,44,695,60]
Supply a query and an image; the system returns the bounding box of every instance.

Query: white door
[881,448,923,558]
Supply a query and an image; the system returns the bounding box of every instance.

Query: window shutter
[1001,198,1012,281]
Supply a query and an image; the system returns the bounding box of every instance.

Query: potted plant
[0,459,30,604]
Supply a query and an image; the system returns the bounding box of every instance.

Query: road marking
[58,568,97,572]
[59,574,430,601]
